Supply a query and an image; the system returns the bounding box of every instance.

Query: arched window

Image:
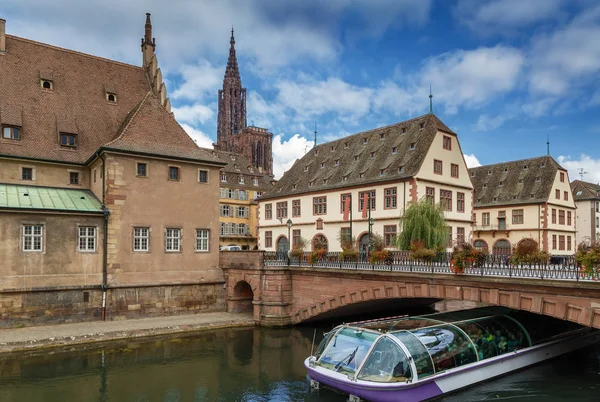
[473,240,488,251]
[263,143,268,170]
[256,142,262,168]
[312,234,328,251]
[492,239,511,256]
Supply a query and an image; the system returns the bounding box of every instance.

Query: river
[0,317,598,401]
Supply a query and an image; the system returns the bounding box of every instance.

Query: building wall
[0,158,89,189]
[574,199,599,244]
[103,153,223,286]
[0,212,103,289]
[218,186,261,249]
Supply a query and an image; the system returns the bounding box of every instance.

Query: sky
[3,0,600,181]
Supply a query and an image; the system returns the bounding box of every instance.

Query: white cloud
[171,61,223,101]
[463,153,482,168]
[172,103,214,125]
[272,134,314,179]
[557,154,600,184]
[180,123,214,148]
[475,114,510,131]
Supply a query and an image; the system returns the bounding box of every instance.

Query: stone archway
[231,281,254,313]
[312,233,328,251]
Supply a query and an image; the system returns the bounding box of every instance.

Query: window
[70,171,79,185]
[335,160,340,166]
[392,146,397,154]
[265,231,273,248]
[401,127,407,134]
[596,201,599,213]
[451,163,459,178]
[558,235,565,251]
[409,143,415,150]
[313,196,327,215]
[22,167,33,181]
[482,212,490,226]
[60,132,77,147]
[597,216,599,228]
[443,136,452,150]
[220,205,233,217]
[564,191,568,201]
[385,187,397,209]
[265,204,272,220]
[425,187,435,204]
[169,166,180,180]
[292,199,301,217]
[512,209,524,224]
[567,211,572,226]
[340,227,351,246]
[198,170,208,183]
[316,218,324,230]
[567,236,572,251]
[2,125,21,140]
[434,159,442,175]
[362,137,368,144]
[93,169,96,183]
[165,228,181,252]
[560,172,565,182]
[106,93,117,103]
[559,210,565,225]
[195,229,209,252]
[552,209,556,224]
[292,229,302,248]
[456,227,465,245]
[276,201,288,219]
[236,206,249,218]
[552,234,557,249]
[419,122,425,130]
[23,224,43,252]
[137,163,147,177]
[359,190,376,211]
[384,225,397,247]
[221,173,227,183]
[78,227,96,252]
[555,189,560,199]
[457,192,465,213]
[133,227,150,251]
[446,227,452,247]
[341,193,351,213]
[253,178,259,186]
[440,190,452,211]
[41,79,53,90]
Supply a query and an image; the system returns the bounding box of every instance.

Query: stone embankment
[0,312,254,354]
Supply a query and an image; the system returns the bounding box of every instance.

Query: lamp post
[368,217,374,257]
[286,219,293,266]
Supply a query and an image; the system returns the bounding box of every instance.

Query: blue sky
[3,0,600,180]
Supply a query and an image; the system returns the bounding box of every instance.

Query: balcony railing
[474,224,510,231]
[263,251,593,281]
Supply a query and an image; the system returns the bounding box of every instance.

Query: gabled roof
[260,113,453,200]
[101,92,222,165]
[212,150,274,191]
[0,183,103,213]
[469,156,563,208]
[571,180,600,201]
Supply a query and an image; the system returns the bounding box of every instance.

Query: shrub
[451,243,487,275]
[575,241,600,279]
[369,249,390,264]
[509,238,549,265]
[409,240,437,262]
[309,248,328,264]
[340,247,359,262]
[289,237,307,259]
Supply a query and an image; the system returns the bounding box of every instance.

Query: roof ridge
[469,155,552,170]
[104,91,153,146]
[6,35,143,71]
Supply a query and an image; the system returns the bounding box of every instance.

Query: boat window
[411,324,477,372]
[314,329,337,360]
[391,331,435,379]
[357,337,412,383]
[317,328,379,376]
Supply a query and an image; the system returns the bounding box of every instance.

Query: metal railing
[263,251,597,282]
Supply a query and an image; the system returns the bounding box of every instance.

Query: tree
[397,199,448,251]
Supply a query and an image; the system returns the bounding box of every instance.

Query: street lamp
[368,217,374,256]
[286,219,293,266]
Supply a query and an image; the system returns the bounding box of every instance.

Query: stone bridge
[221,252,600,329]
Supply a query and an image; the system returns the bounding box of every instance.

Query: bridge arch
[230,280,254,313]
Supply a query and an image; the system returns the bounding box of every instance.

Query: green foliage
[397,199,448,251]
[575,241,600,279]
[337,229,359,261]
[509,238,549,265]
[369,233,386,252]
[409,240,436,261]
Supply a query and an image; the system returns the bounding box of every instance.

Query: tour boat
[304,307,600,402]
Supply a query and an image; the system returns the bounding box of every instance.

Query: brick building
[0,14,227,327]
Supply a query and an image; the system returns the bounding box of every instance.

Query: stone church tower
[216,30,273,176]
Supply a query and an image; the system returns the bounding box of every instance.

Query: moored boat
[304,307,600,402]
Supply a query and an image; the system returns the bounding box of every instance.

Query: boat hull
[306,331,600,402]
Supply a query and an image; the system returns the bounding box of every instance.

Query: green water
[0,325,598,401]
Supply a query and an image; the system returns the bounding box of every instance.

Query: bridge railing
[263,251,595,282]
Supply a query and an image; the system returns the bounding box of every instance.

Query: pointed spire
[547,133,550,156]
[231,26,235,44]
[224,27,240,82]
[141,13,155,50]
[314,122,318,147]
[429,84,433,114]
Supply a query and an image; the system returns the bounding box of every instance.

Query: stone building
[0,14,227,327]
[215,30,273,177]
[470,156,576,255]
[570,180,600,245]
[257,114,474,253]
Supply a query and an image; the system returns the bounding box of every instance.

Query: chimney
[0,19,6,53]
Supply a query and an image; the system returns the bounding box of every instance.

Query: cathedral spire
[225,27,240,82]
[141,13,155,50]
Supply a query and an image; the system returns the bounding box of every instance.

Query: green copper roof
[0,184,103,213]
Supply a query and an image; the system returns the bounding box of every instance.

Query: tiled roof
[469,156,562,208]
[101,92,223,165]
[260,113,452,200]
[0,183,103,213]
[571,180,600,201]
[212,150,274,191]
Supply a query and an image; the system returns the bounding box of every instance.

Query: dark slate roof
[212,150,274,191]
[260,113,454,200]
[469,156,564,208]
[571,180,600,201]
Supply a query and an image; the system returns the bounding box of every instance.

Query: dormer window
[530,194,535,198]
[523,165,528,169]
[106,92,117,103]
[363,137,368,144]
[40,79,53,90]
[483,184,487,189]
[253,178,258,186]
[493,197,498,202]
[354,155,359,161]
[370,152,375,158]
[314,149,319,156]
[330,146,335,152]
[304,166,309,172]
[419,123,425,130]
[59,132,77,147]
[292,184,297,190]
[323,179,328,184]
[221,173,227,183]
[535,177,540,182]
[409,143,415,150]
[518,179,523,183]
[380,133,385,140]
[335,160,340,166]
[470,171,475,177]
[320,162,325,168]
[399,166,404,173]
[392,146,397,154]
[309,181,314,187]
[540,162,546,168]
[344,142,349,149]
[343,175,348,181]
[401,127,407,134]
[499,181,503,186]
[2,125,21,141]
[380,169,385,176]
[504,168,508,172]
[239,176,245,184]
[359,173,364,178]
[487,170,492,175]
